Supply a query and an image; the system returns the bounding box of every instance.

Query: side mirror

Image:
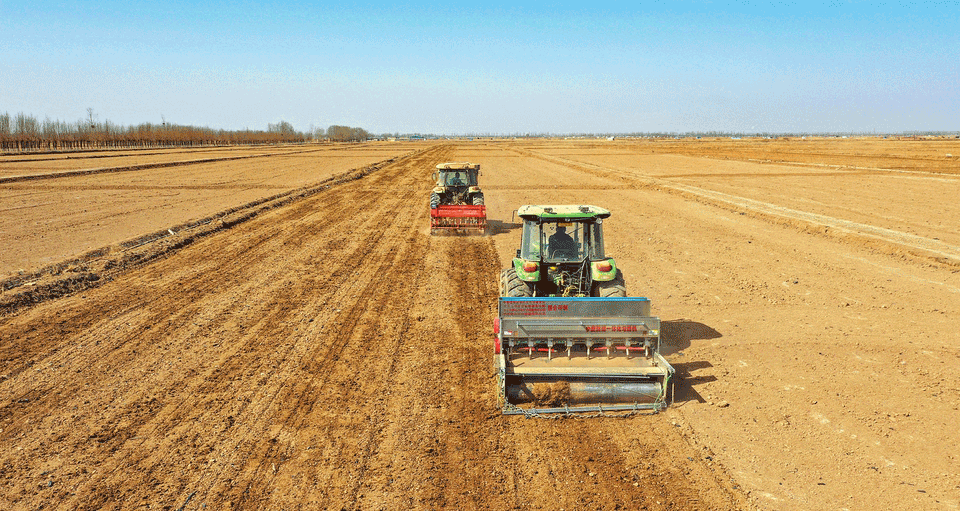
[516,249,521,258]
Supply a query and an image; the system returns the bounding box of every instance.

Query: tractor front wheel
[430,192,440,209]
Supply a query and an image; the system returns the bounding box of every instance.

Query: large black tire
[594,270,626,297]
[472,193,485,206]
[430,192,440,209]
[500,268,533,297]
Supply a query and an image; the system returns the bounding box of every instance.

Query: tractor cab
[437,168,479,187]
[520,217,605,263]
[433,162,481,193]
[508,205,622,298]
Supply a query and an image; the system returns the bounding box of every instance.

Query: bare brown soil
[0,143,419,277]
[0,143,400,179]
[1,138,959,510]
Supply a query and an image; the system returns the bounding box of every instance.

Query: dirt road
[1,139,959,510]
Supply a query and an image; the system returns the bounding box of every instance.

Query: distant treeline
[0,111,311,152]
[0,112,372,152]
[322,125,370,143]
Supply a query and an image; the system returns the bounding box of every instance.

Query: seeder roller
[494,297,674,415]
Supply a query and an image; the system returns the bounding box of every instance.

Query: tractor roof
[436,162,480,170]
[516,205,611,220]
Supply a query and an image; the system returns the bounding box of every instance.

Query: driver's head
[556,225,566,233]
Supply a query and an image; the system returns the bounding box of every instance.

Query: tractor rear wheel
[500,268,533,297]
[472,193,485,206]
[430,192,440,209]
[594,270,626,297]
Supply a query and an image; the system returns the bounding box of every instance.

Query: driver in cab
[547,225,576,257]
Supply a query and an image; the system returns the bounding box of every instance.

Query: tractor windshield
[440,171,477,186]
[521,219,605,261]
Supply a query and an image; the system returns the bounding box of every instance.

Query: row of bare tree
[0,112,315,152]
[320,125,370,142]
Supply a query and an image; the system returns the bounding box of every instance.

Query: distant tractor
[429,162,487,234]
[500,205,625,298]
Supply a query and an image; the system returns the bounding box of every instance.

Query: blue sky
[2,1,958,134]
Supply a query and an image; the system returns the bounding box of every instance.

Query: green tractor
[500,205,626,298]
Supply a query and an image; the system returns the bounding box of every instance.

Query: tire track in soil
[138,146,450,509]
[222,147,447,509]
[311,232,517,510]
[314,240,432,510]
[301,147,461,509]
[0,146,448,509]
[428,238,508,508]
[137,147,449,509]
[1,192,366,507]
[356,236,514,510]
[73,188,401,509]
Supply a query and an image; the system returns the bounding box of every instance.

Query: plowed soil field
[1,138,959,510]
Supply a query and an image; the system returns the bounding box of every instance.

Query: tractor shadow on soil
[660,319,722,405]
[487,220,522,235]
